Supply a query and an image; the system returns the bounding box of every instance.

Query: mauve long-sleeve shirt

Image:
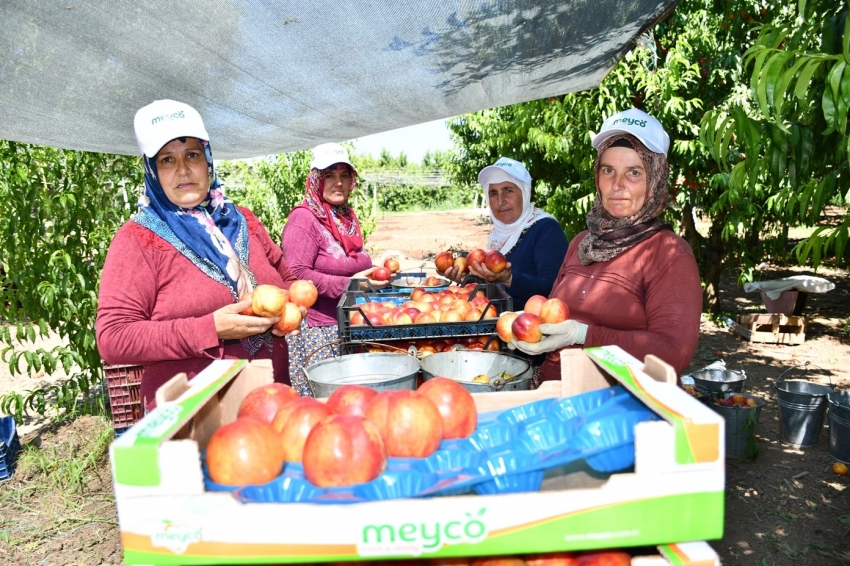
[281,207,374,327]
[96,207,296,410]
[540,229,702,380]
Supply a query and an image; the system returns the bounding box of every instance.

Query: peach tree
[0,142,142,419]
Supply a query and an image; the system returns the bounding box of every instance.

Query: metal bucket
[710,395,764,458]
[828,391,850,464]
[774,379,833,447]
[304,352,420,398]
[419,350,532,393]
[691,368,746,399]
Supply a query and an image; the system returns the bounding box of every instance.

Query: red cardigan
[540,229,702,381]
[96,207,296,411]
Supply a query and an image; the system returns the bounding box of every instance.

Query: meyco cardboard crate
[337,281,512,352]
[109,347,724,565]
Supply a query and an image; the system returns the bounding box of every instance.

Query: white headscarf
[483,170,555,254]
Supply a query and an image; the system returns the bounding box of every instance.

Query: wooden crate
[735,313,806,345]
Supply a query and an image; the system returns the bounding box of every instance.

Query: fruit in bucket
[383,257,400,274]
[251,284,288,317]
[434,251,454,273]
[206,417,284,485]
[287,280,318,309]
[417,377,478,439]
[302,414,387,487]
[326,384,378,417]
[237,383,299,424]
[484,250,507,274]
[364,390,443,457]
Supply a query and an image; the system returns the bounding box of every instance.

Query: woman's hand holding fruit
[510,319,588,354]
[353,266,390,291]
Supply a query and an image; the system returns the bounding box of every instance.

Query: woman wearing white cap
[512,108,702,380]
[281,143,387,395]
[97,100,302,411]
[439,157,569,311]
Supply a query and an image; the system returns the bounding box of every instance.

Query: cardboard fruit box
[109,346,725,565]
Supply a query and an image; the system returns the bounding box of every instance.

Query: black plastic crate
[337,281,512,350]
[0,416,20,481]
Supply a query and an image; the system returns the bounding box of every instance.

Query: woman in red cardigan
[511,108,702,379]
[97,99,300,411]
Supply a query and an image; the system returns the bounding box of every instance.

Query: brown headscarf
[577,133,672,265]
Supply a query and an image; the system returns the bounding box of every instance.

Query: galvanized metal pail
[774,378,833,447]
[303,347,420,398]
[419,350,532,393]
[828,390,850,464]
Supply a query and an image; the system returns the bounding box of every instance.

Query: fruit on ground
[512,312,545,343]
[279,399,333,462]
[326,384,378,416]
[275,301,303,334]
[383,257,401,273]
[434,251,454,273]
[466,248,487,266]
[364,390,443,457]
[539,298,569,323]
[206,417,284,485]
[525,552,579,566]
[372,266,392,281]
[523,294,548,316]
[417,377,478,439]
[236,383,299,424]
[302,414,387,487]
[484,250,507,273]
[833,462,849,475]
[251,284,288,317]
[496,311,520,342]
[287,280,318,309]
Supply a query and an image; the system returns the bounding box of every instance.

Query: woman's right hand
[214,299,280,340]
[352,267,390,292]
[437,265,466,285]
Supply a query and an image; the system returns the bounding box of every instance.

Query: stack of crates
[0,415,20,481]
[104,363,144,437]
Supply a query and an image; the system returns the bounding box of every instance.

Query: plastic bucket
[710,396,764,458]
[828,391,850,464]
[774,380,833,447]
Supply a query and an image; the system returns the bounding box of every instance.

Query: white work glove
[509,320,589,355]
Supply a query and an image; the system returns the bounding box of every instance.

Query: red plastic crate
[104,363,144,430]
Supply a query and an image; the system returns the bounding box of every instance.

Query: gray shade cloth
[1,0,676,160]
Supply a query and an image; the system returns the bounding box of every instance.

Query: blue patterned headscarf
[132,138,255,299]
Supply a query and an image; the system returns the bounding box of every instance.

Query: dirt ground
[1,209,849,566]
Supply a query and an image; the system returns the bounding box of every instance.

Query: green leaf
[844,8,850,64]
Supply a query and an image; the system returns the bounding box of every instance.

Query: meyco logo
[611,117,647,128]
[151,110,186,125]
[358,508,488,556]
[152,520,202,554]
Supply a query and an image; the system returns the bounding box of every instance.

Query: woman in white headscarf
[439,157,568,311]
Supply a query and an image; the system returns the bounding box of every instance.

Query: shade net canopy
[1,0,676,160]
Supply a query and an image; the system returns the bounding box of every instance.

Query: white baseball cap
[477,157,532,187]
[591,108,670,157]
[311,142,353,170]
[134,100,210,158]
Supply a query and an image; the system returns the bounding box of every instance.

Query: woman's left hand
[468,261,513,286]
